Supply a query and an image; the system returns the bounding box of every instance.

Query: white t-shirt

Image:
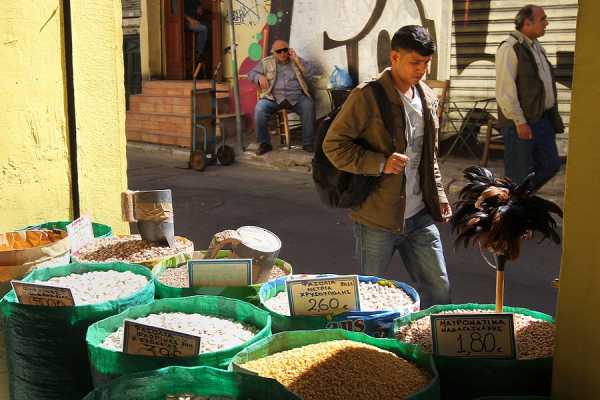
[397,86,425,219]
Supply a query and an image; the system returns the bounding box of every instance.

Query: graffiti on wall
[232,0,263,26]
[232,0,439,123]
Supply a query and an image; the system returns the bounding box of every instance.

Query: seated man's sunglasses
[274,48,289,54]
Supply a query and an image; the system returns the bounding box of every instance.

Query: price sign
[11,281,75,307]
[123,320,201,357]
[66,216,94,253]
[430,313,516,359]
[188,259,252,287]
[286,275,360,317]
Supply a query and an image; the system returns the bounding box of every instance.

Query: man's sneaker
[256,143,273,156]
[302,144,314,153]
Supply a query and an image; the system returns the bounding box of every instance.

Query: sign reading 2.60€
[286,275,360,317]
[430,313,516,359]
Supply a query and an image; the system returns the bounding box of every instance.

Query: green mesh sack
[20,220,113,238]
[1,262,155,400]
[87,295,272,387]
[231,329,440,400]
[393,304,555,399]
[83,365,300,400]
[152,250,292,305]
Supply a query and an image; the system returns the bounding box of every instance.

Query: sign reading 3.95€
[430,313,516,359]
[123,320,201,358]
[286,275,360,317]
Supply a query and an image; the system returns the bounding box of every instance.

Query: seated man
[248,40,319,155]
[184,0,208,59]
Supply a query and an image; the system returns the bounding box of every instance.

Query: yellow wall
[0,0,129,234]
[140,0,163,80]
[553,0,600,398]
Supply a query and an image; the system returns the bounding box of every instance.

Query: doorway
[163,0,222,80]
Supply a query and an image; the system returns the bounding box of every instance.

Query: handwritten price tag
[286,275,360,317]
[430,313,516,359]
[66,216,94,253]
[123,320,201,357]
[11,281,75,307]
[188,258,252,287]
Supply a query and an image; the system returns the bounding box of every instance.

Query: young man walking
[323,26,451,308]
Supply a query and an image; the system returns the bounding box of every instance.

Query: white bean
[34,270,148,305]
[263,281,415,316]
[100,312,259,354]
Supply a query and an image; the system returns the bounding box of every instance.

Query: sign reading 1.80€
[430,313,517,359]
[286,275,360,317]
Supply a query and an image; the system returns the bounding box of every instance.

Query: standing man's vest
[497,33,564,133]
[259,55,312,101]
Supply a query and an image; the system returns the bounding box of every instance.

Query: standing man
[496,4,563,190]
[323,26,451,308]
[248,40,319,155]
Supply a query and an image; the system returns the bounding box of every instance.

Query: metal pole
[225,0,244,153]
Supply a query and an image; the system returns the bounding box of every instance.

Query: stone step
[126,111,191,136]
[141,80,230,97]
[129,94,231,114]
[127,129,190,148]
[129,95,191,114]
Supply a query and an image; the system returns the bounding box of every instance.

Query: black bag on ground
[312,80,395,208]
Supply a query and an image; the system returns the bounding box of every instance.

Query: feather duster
[451,166,563,261]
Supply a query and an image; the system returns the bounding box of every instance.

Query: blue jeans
[187,23,208,55]
[353,210,451,308]
[501,112,561,190]
[255,96,315,146]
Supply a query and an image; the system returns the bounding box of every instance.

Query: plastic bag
[259,275,419,337]
[393,304,555,399]
[86,295,272,387]
[329,66,353,89]
[1,262,155,400]
[153,250,292,305]
[83,365,300,400]
[231,329,440,400]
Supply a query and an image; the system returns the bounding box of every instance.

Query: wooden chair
[480,116,505,167]
[424,79,450,130]
[249,78,301,148]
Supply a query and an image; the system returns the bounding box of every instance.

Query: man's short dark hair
[515,5,537,30]
[391,25,435,56]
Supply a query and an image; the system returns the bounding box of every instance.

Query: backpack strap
[368,80,395,144]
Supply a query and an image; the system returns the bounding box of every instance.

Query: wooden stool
[481,118,505,167]
[275,109,291,148]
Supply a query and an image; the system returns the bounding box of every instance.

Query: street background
[127,145,563,315]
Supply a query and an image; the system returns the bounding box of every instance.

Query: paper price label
[11,281,75,307]
[188,259,252,288]
[430,313,516,359]
[66,216,94,253]
[286,275,360,317]
[123,320,201,358]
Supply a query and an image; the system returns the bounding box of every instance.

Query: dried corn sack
[238,339,434,400]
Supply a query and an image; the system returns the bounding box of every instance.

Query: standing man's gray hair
[515,4,538,30]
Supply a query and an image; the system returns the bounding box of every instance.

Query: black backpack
[312,80,395,208]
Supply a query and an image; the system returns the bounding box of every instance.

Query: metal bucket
[132,189,175,247]
[207,226,282,283]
